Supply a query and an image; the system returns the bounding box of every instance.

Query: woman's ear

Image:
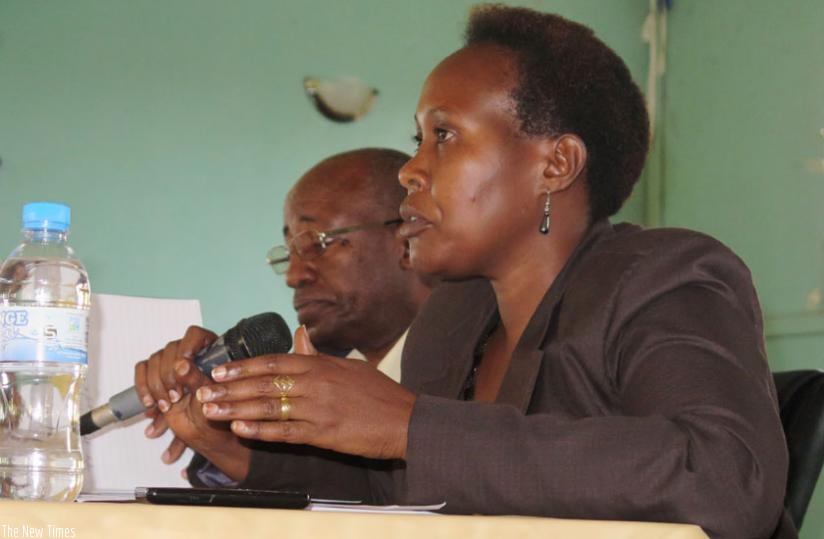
[542,134,587,193]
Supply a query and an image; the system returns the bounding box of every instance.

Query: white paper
[82,293,202,491]
[308,502,446,514]
[75,490,136,502]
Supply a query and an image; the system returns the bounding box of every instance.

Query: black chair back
[772,369,824,530]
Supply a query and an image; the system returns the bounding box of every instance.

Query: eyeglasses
[266,218,403,275]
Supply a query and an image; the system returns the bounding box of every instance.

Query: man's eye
[411,133,422,149]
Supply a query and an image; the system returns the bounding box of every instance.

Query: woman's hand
[134,325,218,417]
[196,326,417,460]
[134,325,253,480]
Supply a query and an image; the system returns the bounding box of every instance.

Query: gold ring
[279,396,291,421]
[272,375,295,397]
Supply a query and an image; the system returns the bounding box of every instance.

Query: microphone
[80,312,292,436]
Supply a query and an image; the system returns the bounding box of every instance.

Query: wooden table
[0,500,710,539]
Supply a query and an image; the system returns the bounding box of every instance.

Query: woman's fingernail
[161,450,171,463]
[211,366,226,380]
[174,360,190,376]
[202,403,219,416]
[197,387,211,402]
[232,421,251,434]
[169,389,181,403]
[144,424,154,437]
[142,395,154,408]
[197,386,225,402]
[158,400,170,413]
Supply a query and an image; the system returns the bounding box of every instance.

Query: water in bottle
[0,202,90,501]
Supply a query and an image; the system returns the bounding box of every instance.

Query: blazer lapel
[407,221,613,409]
[405,279,498,399]
[496,220,612,412]
[496,295,563,412]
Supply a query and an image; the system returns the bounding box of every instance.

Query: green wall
[1,0,822,535]
[0,0,647,334]
[661,2,824,537]
[662,0,824,357]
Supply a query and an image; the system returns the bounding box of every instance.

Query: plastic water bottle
[0,202,90,501]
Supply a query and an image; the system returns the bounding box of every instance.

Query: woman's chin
[410,249,470,281]
[409,250,444,279]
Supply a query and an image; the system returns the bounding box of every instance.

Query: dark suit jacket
[201,221,795,538]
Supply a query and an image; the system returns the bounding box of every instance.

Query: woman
[186,6,792,538]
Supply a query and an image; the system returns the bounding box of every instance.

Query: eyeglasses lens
[267,231,328,275]
[266,245,290,275]
[290,230,326,259]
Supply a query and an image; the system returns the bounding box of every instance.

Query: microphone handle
[80,387,144,436]
[79,311,292,436]
[80,337,232,436]
[194,335,231,375]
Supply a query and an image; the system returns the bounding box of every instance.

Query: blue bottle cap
[22,202,71,232]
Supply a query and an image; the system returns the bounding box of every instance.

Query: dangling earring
[539,191,551,234]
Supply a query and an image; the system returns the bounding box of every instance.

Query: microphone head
[224,312,292,360]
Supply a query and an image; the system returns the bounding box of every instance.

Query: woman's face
[399,45,550,280]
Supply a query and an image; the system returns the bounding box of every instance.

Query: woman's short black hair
[465,4,650,220]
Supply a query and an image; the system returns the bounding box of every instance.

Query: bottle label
[0,306,88,364]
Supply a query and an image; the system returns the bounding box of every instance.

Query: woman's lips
[399,206,432,239]
[399,215,432,238]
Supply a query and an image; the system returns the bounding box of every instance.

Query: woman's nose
[399,152,429,193]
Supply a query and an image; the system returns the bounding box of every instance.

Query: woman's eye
[411,128,451,151]
[435,128,452,143]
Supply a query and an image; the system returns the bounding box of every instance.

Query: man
[272,147,430,379]
[134,148,431,488]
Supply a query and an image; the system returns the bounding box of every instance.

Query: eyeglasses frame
[266,218,403,274]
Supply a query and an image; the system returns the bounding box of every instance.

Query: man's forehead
[282,188,366,235]
[287,165,377,208]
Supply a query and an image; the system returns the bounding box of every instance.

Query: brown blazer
[198,221,794,538]
[399,220,794,538]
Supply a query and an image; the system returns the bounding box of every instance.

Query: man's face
[281,161,406,351]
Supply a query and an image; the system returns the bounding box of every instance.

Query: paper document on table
[82,293,202,491]
[308,502,446,514]
[75,490,136,502]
